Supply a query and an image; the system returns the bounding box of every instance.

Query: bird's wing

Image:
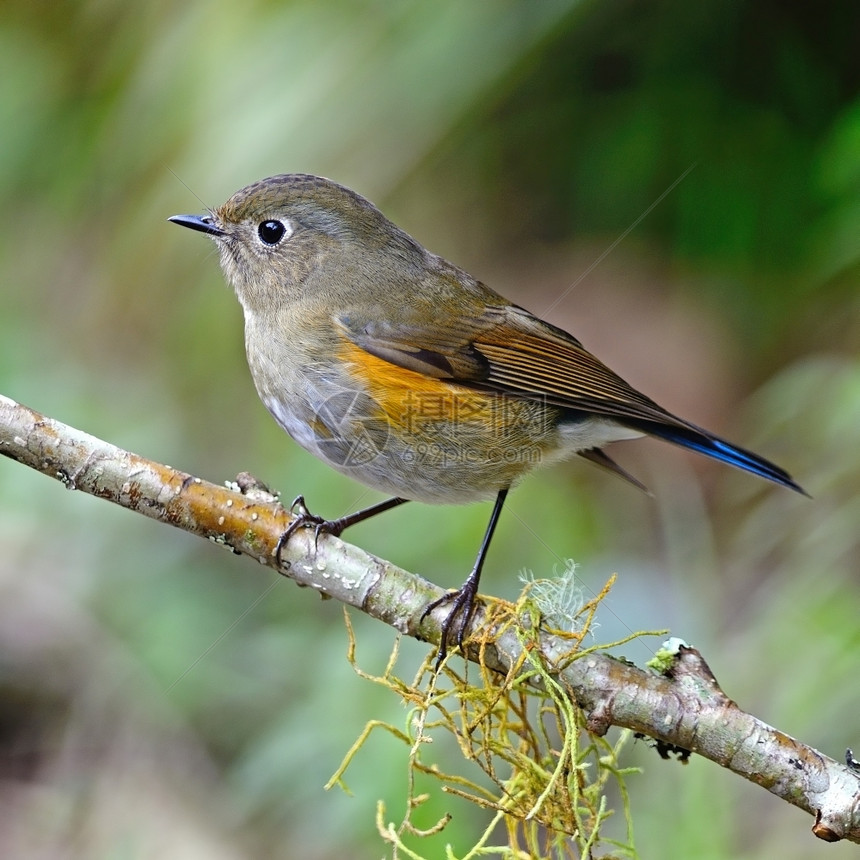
[336,300,804,493]
[337,301,676,425]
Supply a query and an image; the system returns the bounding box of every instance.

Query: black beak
[168,214,226,237]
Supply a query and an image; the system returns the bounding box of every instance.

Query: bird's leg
[275,495,410,564]
[421,488,508,668]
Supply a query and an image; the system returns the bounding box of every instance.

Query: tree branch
[1,393,858,843]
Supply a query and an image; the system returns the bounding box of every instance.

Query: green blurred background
[1,1,858,857]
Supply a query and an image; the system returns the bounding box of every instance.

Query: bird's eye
[258,220,287,245]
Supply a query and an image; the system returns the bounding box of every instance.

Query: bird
[169,173,804,663]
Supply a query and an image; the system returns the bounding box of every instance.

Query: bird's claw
[420,581,479,669]
[274,495,343,565]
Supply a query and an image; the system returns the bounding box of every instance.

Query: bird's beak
[168,214,226,237]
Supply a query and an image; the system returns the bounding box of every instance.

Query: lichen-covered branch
[1,393,858,843]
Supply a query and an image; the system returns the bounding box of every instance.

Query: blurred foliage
[0,1,858,858]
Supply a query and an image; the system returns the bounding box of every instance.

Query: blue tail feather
[626,420,806,495]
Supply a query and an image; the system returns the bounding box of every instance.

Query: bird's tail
[624,419,807,495]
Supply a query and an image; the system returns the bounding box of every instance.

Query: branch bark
[1,393,858,844]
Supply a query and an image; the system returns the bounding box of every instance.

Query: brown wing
[335,299,804,493]
[337,302,684,428]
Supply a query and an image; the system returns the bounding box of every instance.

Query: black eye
[258,220,286,245]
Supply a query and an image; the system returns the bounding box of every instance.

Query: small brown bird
[170,174,803,662]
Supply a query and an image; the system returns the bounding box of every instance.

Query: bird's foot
[420,576,480,669]
[274,495,346,565]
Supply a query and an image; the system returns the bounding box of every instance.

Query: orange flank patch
[337,337,502,433]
